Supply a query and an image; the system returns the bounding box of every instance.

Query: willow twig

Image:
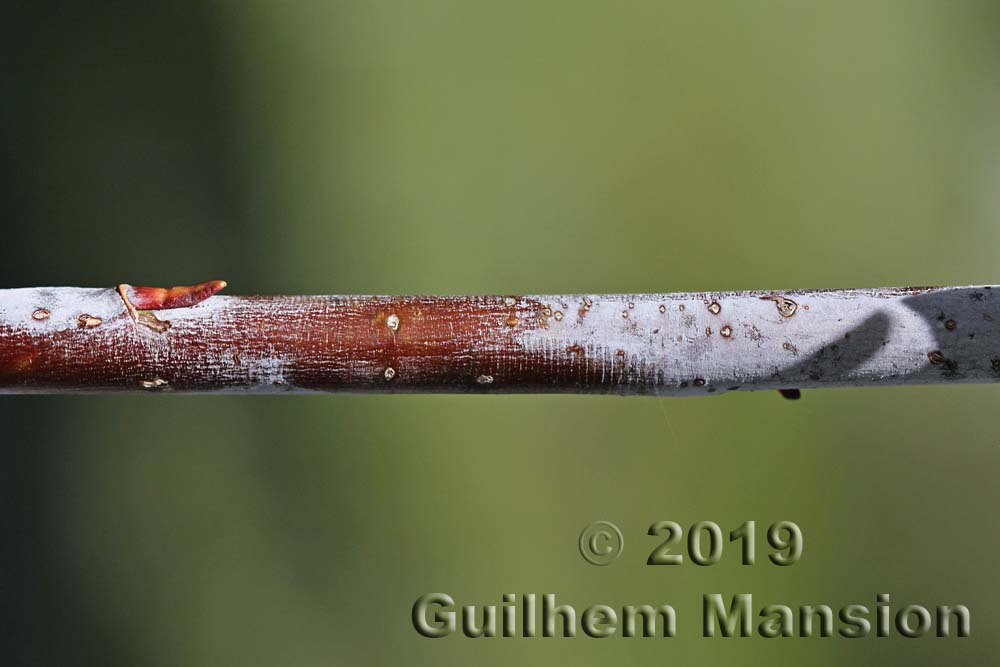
[0,282,996,395]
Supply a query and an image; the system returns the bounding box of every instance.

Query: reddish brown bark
[0,288,593,393]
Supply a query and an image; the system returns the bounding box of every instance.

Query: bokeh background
[3,1,1000,664]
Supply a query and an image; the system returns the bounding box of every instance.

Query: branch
[0,281,997,394]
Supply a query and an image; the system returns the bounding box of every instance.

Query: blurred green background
[3,1,999,664]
